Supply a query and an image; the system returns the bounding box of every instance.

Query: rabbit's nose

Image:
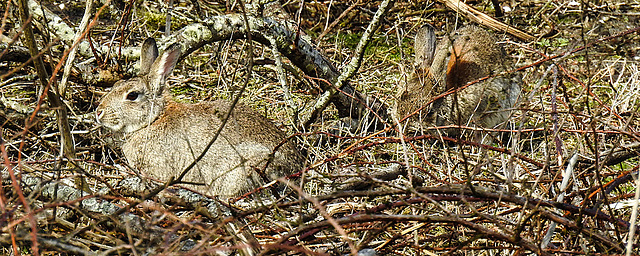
[95,109,104,121]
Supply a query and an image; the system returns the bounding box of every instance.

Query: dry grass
[1,0,640,255]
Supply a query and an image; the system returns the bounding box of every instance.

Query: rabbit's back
[441,26,520,129]
[397,25,520,133]
[123,100,302,197]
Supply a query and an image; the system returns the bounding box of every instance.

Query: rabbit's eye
[126,91,140,101]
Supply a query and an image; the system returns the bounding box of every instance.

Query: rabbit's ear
[147,43,181,94]
[414,24,437,70]
[140,38,159,76]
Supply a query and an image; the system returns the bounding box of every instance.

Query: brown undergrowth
[1,0,640,255]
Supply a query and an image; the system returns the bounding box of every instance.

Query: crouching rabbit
[96,38,303,197]
[396,25,520,137]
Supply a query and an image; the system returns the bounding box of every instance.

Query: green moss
[536,37,570,49]
[170,85,200,103]
[143,12,188,32]
[555,37,570,47]
[332,32,410,62]
[143,13,165,31]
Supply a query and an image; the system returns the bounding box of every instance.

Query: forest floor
[1,0,640,255]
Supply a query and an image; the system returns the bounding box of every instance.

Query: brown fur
[397,25,520,134]
[96,39,302,197]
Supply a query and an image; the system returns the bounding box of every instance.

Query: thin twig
[302,0,395,129]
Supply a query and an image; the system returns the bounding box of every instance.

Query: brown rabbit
[96,38,303,197]
[397,25,520,135]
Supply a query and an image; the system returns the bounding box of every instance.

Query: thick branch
[159,14,387,123]
[28,2,386,122]
[19,0,75,160]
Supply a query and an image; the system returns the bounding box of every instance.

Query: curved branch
[159,13,387,122]
[33,3,384,122]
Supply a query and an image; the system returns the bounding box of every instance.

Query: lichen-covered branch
[160,12,387,124]
[24,0,386,123]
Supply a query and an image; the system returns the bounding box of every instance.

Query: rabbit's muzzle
[95,106,122,132]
